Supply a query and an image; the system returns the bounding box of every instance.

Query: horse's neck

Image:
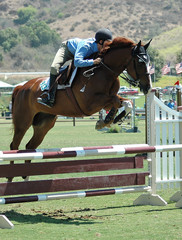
[104,48,132,73]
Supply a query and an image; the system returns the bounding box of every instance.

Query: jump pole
[1,144,182,162]
[0,186,151,205]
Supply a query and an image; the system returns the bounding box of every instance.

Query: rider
[37,28,112,108]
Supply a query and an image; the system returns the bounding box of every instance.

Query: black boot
[37,74,57,108]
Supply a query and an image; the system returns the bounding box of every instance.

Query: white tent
[0,81,14,92]
[0,81,14,88]
[14,81,28,87]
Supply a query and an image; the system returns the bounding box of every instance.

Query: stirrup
[37,98,54,108]
[37,92,54,108]
[39,91,50,98]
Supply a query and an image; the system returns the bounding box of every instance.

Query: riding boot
[37,74,58,108]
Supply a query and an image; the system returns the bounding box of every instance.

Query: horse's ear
[136,40,141,49]
[132,40,141,55]
[135,40,142,52]
[144,39,152,50]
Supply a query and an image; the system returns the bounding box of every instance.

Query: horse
[10,37,152,151]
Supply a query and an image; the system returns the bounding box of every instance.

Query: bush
[14,5,37,24]
[0,28,19,52]
[148,47,164,81]
[58,12,64,19]
[19,21,61,48]
[0,52,3,62]
[107,125,121,133]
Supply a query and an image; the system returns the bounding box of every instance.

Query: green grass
[0,120,181,239]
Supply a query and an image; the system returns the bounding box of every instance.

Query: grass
[0,120,181,239]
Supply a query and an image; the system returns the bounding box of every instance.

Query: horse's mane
[101,37,135,54]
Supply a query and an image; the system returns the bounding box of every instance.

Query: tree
[0,52,3,62]
[14,6,37,25]
[0,28,19,52]
[19,21,60,48]
[176,49,182,63]
[148,47,164,81]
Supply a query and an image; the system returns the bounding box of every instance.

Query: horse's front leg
[113,99,133,124]
[96,107,118,129]
[95,96,133,130]
[95,95,121,130]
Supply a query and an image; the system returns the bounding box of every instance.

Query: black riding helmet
[95,28,112,43]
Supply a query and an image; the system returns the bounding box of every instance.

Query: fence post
[134,91,167,206]
[170,106,182,207]
[177,88,182,107]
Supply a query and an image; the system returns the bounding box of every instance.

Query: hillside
[0,0,182,71]
[153,26,182,62]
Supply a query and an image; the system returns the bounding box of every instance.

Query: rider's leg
[37,41,73,107]
[37,74,58,107]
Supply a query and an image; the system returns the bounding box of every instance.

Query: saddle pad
[40,67,78,91]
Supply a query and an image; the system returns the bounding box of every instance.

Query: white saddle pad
[40,67,77,91]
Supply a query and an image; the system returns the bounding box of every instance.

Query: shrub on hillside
[148,47,164,81]
[0,28,19,52]
[0,52,3,62]
[19,21,61,48]
[14,6,37,25]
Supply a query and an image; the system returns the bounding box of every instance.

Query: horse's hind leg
[10,126,30,150]
[21,113,56,181]
[9,113,33,182]
[10,106,34,150]
[25,112,57,150]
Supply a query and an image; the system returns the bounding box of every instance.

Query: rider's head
[95,28,112,46]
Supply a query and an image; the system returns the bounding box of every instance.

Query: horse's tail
[11,85,22,115]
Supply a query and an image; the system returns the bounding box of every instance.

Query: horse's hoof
[95,120,105,130]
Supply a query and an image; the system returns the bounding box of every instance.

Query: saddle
[56,62,75,86]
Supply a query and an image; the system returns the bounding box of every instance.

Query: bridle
[83,45,150,88]
[121,50,150,87]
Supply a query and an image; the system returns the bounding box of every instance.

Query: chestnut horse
[10,37,152,150]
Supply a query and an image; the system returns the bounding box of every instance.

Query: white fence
[146,90,182,206]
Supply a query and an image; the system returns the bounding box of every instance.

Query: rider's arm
[74,45,95,68]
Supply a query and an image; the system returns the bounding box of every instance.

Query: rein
[82,45,150,89]
[83,59,139,88]
[100,55,141,88]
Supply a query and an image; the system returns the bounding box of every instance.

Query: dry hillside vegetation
[1,0,182,40]
[0,0,182,71]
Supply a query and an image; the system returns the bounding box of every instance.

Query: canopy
[0,81,14,88]
[14,81,28,87]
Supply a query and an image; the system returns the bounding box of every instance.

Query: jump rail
[1,144,182,161]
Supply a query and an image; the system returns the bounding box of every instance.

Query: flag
[162,62,170,75]
[175,62,182,74]
[149,64,155,75]
[174,80,180,85]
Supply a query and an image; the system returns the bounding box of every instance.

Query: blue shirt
[67,38,98,67]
